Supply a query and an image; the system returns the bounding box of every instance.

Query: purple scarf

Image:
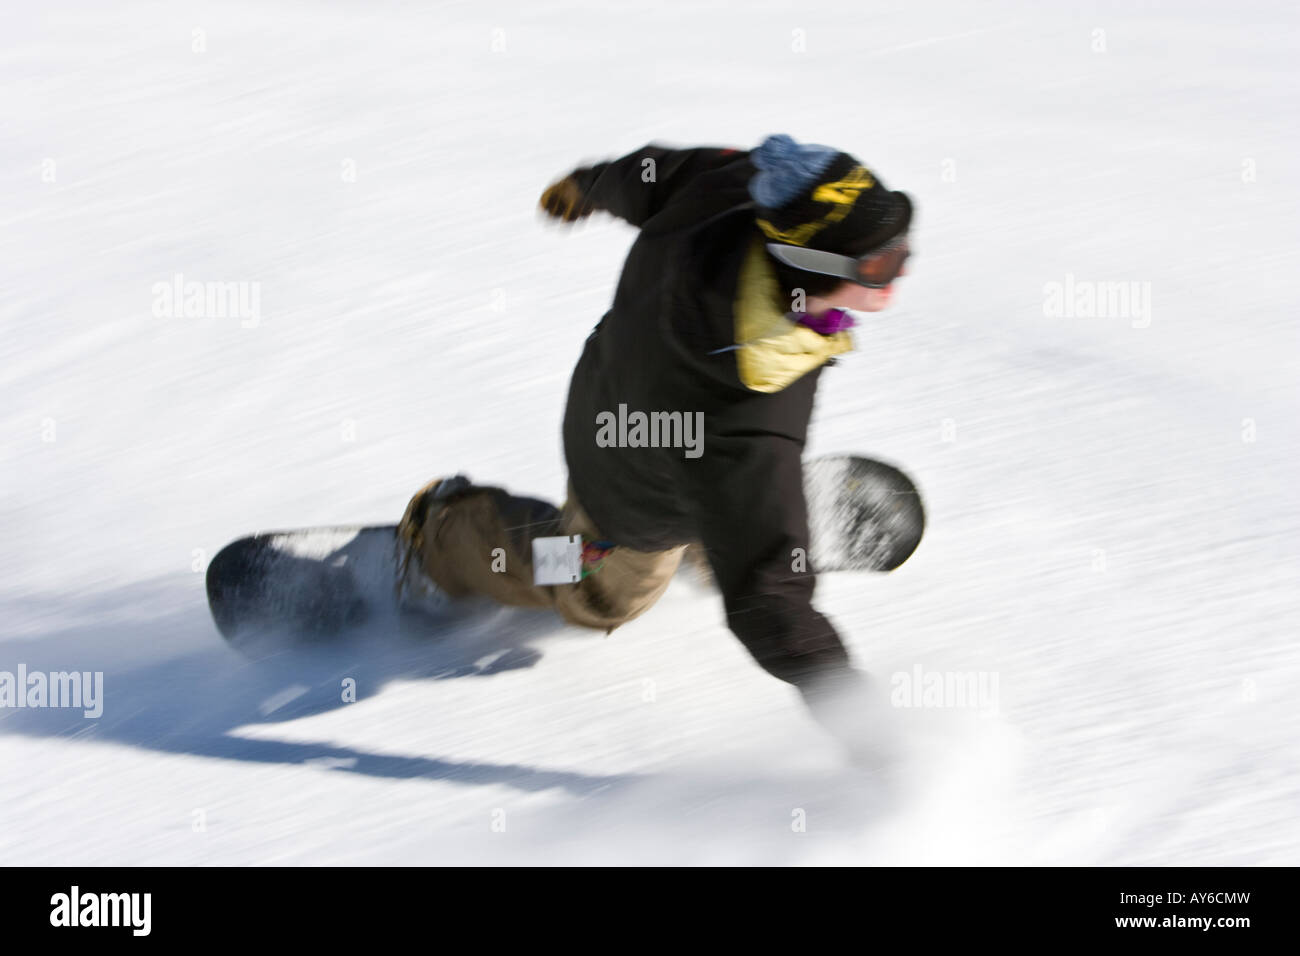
[792,307,856,336]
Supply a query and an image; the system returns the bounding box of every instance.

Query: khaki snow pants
[396,477,686,632]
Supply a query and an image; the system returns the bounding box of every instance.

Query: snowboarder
[396,133,914,759]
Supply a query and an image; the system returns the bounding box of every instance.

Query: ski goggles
[765,233,911,289]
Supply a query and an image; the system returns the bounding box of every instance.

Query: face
[830,280,898,312]
[834,233,909,311]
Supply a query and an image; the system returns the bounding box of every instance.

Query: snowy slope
[2,0,1297,865]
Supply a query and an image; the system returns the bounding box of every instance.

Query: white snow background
[1,0,1297,864]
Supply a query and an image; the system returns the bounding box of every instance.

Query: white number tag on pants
[532,534,583,585]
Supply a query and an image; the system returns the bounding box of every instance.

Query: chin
[857,287,895,312]
[833,283,896,313]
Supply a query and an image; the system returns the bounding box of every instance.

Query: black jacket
[561,144,850,686]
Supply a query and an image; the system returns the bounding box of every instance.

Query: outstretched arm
[538,144,743,228]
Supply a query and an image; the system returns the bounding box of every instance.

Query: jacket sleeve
[571,144,745,228]
[683,432,851,687]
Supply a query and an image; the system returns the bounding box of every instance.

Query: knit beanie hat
[748,133,912,255]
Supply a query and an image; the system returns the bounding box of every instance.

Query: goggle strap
[766,236,909,288]
[764,243,856,280]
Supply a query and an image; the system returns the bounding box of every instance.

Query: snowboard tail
[804,455,925,573]
[206,525,403,643]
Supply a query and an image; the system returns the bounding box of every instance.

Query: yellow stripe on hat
[755,165,876,247]
[812,166,875,204]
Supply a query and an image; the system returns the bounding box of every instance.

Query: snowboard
[205,454,923,645]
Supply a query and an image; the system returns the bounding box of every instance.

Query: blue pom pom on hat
[748,133,841,208]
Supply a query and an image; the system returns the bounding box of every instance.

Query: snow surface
[2,0,1298,865]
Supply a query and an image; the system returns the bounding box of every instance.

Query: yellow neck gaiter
[732,237,854,394]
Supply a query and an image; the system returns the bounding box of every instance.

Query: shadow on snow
[0,576,641,797]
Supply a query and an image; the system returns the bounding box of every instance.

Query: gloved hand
[538,171,597,223]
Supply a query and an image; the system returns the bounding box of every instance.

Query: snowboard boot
[396,474,564,612]
[395,475,474,614]
[799,667,898,768]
